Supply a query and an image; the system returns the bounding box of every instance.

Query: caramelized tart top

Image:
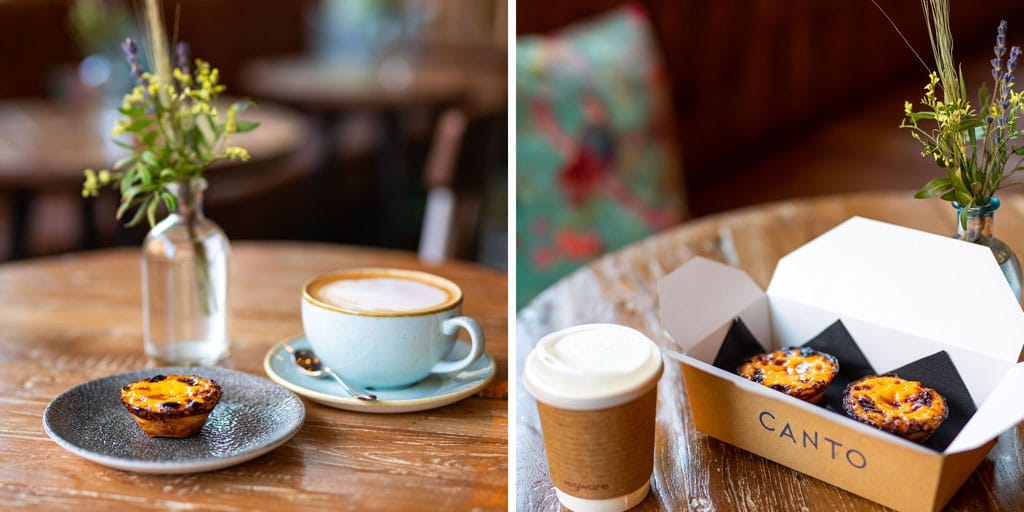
[738,347,839,390]
[843,375,947,431]
[119,374,222,420]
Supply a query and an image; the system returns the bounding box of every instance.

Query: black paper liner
[803,321,874,414]
[715,318,976,452]
[888,351,977,451]
[712,318,765,372]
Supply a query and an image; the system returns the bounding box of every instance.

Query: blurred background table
[0,0,508,268]
[241,53,506,250]
[0,242,508,511]
[0,98,315,259]
[516,191,1024,511]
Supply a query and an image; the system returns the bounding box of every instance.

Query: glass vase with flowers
[81,0,259,364]
[898,0,1024,301]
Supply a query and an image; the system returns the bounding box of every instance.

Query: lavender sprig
[174,41,192,94]
[122,38,149,100]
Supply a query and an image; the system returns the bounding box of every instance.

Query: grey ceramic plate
[264,336,495,413]
[43,367,305,474]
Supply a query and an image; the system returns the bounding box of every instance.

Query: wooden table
[516,191,1024,511]
[0,242,508,510]
[0,98,312,259]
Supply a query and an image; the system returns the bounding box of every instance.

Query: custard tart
[842,374,947,443]
[737,347,839,404]
[119,374,222,438]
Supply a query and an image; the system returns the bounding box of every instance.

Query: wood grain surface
[516,191,1024,511]
[0,242,507,511]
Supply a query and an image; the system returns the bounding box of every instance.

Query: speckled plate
[263,335,495,413]
[42,367,305,474]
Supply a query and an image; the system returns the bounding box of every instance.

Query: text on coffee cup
[561,480,610,493]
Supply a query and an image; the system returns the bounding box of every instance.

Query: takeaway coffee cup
[524,323,663,512]
[301,268,485,389]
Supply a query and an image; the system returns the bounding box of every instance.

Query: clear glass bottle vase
[954,197,1022,303]
[142,177,230,365]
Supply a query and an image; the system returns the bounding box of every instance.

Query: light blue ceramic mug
[301,268,485,389]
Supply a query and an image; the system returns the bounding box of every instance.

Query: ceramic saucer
[43,367,305,474]
[263,335,496,413]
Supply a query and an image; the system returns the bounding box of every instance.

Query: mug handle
[430,316,485,375]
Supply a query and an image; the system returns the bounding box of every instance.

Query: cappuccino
[301,267,484,389]
[315,277,450,314]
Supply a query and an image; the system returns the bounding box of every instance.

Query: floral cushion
[516,5,686,309]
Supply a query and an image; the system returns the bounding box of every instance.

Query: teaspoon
[292,349,377,401]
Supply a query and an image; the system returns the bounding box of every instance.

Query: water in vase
[142,222,229,365]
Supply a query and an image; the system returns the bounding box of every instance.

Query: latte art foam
[316,277,451,313]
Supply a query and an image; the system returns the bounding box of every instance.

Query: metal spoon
[292,349,377,401]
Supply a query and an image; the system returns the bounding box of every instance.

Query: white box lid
[766,217,1024,363]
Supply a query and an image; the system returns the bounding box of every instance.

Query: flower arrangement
[900,0,1024,227]
[81,11,257,227]
[79,0,257,349]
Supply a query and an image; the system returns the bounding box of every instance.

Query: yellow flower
[173,68,192,87]
[904,101,913,115]
[190,101,215,116]
[225,146,250,161]
[82,169,99,197]
[225,103,238,134]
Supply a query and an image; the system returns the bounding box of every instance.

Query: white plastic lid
[524,323,664,410]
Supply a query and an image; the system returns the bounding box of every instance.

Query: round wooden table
[0,242,508,511]
[516,191,1024,511]
[0,98,313,259]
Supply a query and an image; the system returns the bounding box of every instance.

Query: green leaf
[160,191,178,213]
[118,106,145,117]
[124,198,150,227]
[913,177,952,198]
[112,139,135,150]
[906,111,936,121]
[123,118,154,133]
[955,118,985,134]
[234,120,260,133]
[956,190,973,205]
[141,150,160,168]
[121,184,147,203]
[112,155,137,170]
[142,130,159,146]
[232,98,255,113]
[159,168,178,181]
[146,196,159,227]
[116,195,144,220]
[940,190,958,202]
[138,165,154,187]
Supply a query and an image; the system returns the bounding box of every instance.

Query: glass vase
[953,196,1022,303]
[142,177,230,365]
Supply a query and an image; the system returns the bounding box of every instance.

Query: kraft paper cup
[524,323,664,512]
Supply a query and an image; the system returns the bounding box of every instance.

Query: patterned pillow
[516,5,687,309]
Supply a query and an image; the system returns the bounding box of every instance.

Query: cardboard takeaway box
[658,217,1024,512]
